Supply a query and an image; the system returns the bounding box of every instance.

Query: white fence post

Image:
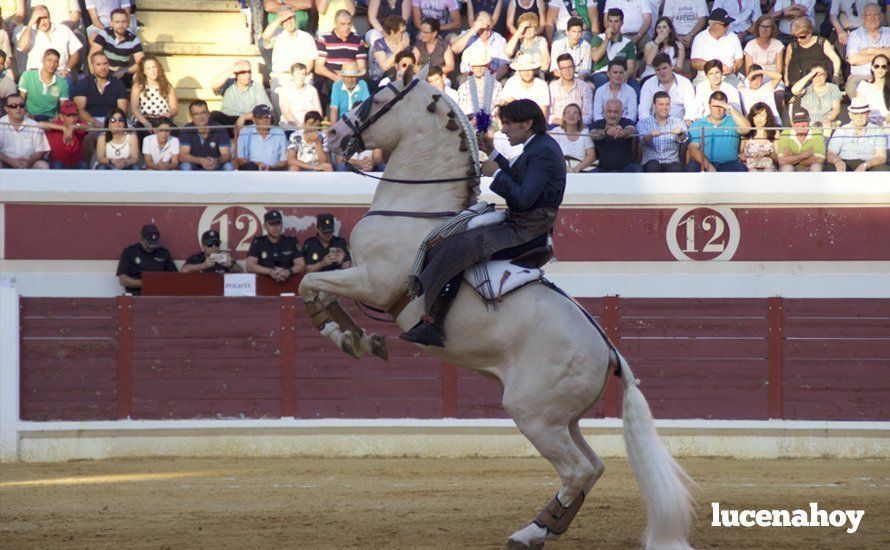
[0,279,21,462]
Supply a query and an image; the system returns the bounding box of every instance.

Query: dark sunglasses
[204,240,221,247]
[874,64,888,69]
[234,70,251,75]
[109,116,125,122]
[5,103,24,109]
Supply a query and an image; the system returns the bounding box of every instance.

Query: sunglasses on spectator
[109,116,125,122]
[874,64,888,69]
[234,70,251,75]
[6,103,24,109]
[204,240,221,247]
[794,33,810,40]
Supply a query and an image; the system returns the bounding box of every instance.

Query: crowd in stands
[1,0,888,172]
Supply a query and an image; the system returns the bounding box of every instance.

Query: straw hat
[510,53,539,71]
[465,47,492,68]
[848,97,870,114]
[338,62,366,78]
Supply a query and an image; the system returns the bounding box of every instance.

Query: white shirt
[593,82,638,121]
[637,72,697,121]
[738,82,780,118]
[459,32,509,73]
[278,84,322,126]
[693,80,742,118]
[142,135,180,164]
[547,0,597,32]
[856,80,890,124]
[772,0,816,36]
[85,0,133,28]
[268,28,318,76]
[15,23,82,71]
[662,0,707,36]
[846,27,890,77]
[712,0,762,35]
[500,75,551,116]
[550,36,592,77]
[690,29,743,79]
[29,0,83,24]
[0,115,50,158]
[550,131,594,160]
[603,0,652,35]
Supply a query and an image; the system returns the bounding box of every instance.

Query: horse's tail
[616,352,695,550]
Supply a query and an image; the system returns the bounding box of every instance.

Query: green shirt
[777,129,826,166]
[590,33,637,73]
[18,70,69,117]
[219,80,272,117]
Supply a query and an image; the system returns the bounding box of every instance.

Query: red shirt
[45,117,87,167]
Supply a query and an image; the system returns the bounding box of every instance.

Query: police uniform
[116,243,177,295]
[184,252,238,274]
[303,236,351,272]
[247,234,302,269]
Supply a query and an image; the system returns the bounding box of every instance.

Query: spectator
[637,90,687,172]
[130,56,178,135]
[412,0,461,41]
[790,63,843,128]
[314,10,368,108]
[116,223,177,296]
[261,7,318,92]
[371,14,410,81]
[845,3,890,97]
[856,54,889,125]
[507,0,547,39]
[141,118,179,170]
[738,65,782,118]
[593,59,637,121]
[549,53,593,127]
[602,0,650,47]
[784,17,842,90]
[500,53,550,119]
[95,106,139,169]
[317,0,357,37]
[739,102,778,171]
[505,12,549,72]
[637,52,698,123]
[236,104,288,171]
[693,59,742,119]
[0,92,49,168]
[14,4,80,78]
[179,100,235,171]
[826,98,888,171]
[590,8,637,89]
[0,51,16,100]
[661,0,707,50]
[35,1,82,31]
[830,0,871,57]
[744,15,785,86]
[304,213,352,273]
[771,0,815,43]
[337,147,385,172]
[544,0,598,42]
[277,62,322,128]
[181,230,244,274]
[468,0,506,37]
[712,0,762,43]
[413,17,456,75]
[246,209,306,282]
[777,105,826,172]
[550,103,596,172]
[590,98,641,171]
[210,60,272,130]
[18,48,68,120]
[377,49,416,86]
[71,51,128,129]
[426,65,459,101]
[689,9,744,85]
[457,47,503,120]
[640,16,686,83]
[40,99,88,168]
[367,0,412,47]
[86,0,131,39]
[452,11,509,78]
[687,90,752,172]
[88,8,142,87]
[0,17,12,73]
[549,17,591,80]
[287,110,334,171]
[263,0,313,32]
[328,62,369,121]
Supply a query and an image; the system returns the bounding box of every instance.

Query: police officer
[116,224,178,295]
[304,213,352,273]
[181,229,244,274]
[246,210,305,281]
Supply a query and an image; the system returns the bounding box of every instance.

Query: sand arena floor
[1,457,888,549]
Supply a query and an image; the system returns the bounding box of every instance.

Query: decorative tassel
[459,139,468,152]
[446,118,459,131]
[427,100,437,113]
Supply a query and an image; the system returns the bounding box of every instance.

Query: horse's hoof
[368,334,388,360]
[504,539,544,550]
[339,330,363,359]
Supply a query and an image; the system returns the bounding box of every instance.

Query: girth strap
[363,210,458,219]
[533,492,586,535]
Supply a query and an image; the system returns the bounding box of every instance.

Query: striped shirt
[846,27,890,77]
[94,27,143,73]
[636,115,687,164]
[317,32,368,72]
[549,79,593,126]
[828,123,887,162]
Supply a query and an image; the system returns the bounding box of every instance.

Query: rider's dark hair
[499,99,547,134]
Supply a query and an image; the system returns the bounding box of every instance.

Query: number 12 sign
[665,206,741,261]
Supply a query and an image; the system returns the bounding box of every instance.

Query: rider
[400,99,568,347]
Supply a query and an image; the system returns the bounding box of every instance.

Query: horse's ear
[402,64,416,87]
[417,63,430,82]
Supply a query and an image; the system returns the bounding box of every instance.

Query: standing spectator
[549,53,593,126]
[328,62,369,121]
[826,98,889,171]
[549,17,591,80]
[790,63,843,128]
[116,223,177,296]
[830,0,871,57]
[693,59,742,119]
[263,0,313,32]
[712,0,761,43]
[590,98,641,171]
[0,92,49,168]
[18,48,68,120]
[304,213,352,273]
[590,9,637,89]
[550,103,596,172]
[277,62,322,128]
[545,0,598,43]
[468,0,506,37]
[739,102,778,171]
[593,58,638,121]
[179,100,235,171]
[413,17,455,75]
[661,0,707,50]
[777,105,826,172]
[314,10,368,110]
[246,209,306,282]
[637,52,698,123]
[141,118,179,170]
[71,51,128,129]
[738,65,782,118]
[845,3,890,98]
[287,110,334,171]
[88,8,143,87]
[689,9,744,85]
[14,4,80,77]
[637,90,686,171]
[457,47,502,120]
[507,0,547,38]
[367,0,412,47]
[40,99,88,168]
[261,7,317,92]
[85,0,131,39]
[783,17,842,90]
[129,55,178,134]
[426,65,459,102]
[317,0,357,37]
[95,106,139,169]
[771,0,815,43]
[236,104,288,171]
[602,0,650,47]
[371,14,410,81]
[412,0,461,41]
[210,60,272,130]
[505,12,549,71]
[639,16,686,82]
[856,54,890,125]
[687,90,752,172]
[452,11,509,78]
[500,53,550,119]
[0,51,17,100]
[182,230,244,274]
[743,15,785,89]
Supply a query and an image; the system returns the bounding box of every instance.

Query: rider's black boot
[399,294,456,347]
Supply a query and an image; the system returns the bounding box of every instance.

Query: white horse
[299,66,694,549]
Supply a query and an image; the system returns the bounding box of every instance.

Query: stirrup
[399,319,445,347]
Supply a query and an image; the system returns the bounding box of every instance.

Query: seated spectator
[210,60,272,130]
[550,103,596,172]
[844,4,890,97]
[601,0,650,48]
[856,54,890,125]
[593,59,637,122]
[180,100,235,171]
[412,0,461,41]
[744,15,785,79]
[771,0,815,43]
[826,98,889,171]
[40,1,83,31]
[739,102,778,171]
[413,17,456,75]
[336,147,385,172]
[18,48,68,120]
[0,51,16,100]
[777,105,826,172]
[95,106,140,169]
[287,110,334,171]
[278,62,322,128]
[500,53,550,119]
[790,63,842,128]
[304,213,352,273]
[88,8,143,87]
[40,99,88,169]
[328,62,369,121]
[590,8,637,89]
[0,93,50,168]
[142,118,180,170]
[549,53,593,127]
[181,230,244,274]
[457,48,503,121]
[687,91,752,172]
[318,0,357,37]
[263,0,313,32]
[14,5,81,79]
[738,65,782,118]
[246,209,306,282]
[452,11,509,79]
[783,17,842,90]
[116,223,177,296]
[712,0,762,43]
[236,104,289,171]
[0,21,12,73]
[86,0,131,40]
[637,53,697,123]
[640,17,686,83]
[546,0,597,43]
[377,49,417,86]
[549,17,591,80]
[367,0,412,47]
[590,98,641,172]
[371,15,410,81]
[468,0,507,36]
[689,9,743,86]
[693,59,742,119]
[130,56,178,135]
[830,0,870,58]
[507,0,547,38]
[504,12,549,72]
[261,7,318,92]
[72,52,128,130]
[314,10,368,108]
[661,0,707,51]
[426,65,459,102]
[637,91,687,172]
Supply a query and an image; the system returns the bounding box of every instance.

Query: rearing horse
[299,66,694,549]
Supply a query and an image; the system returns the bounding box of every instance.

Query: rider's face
[501,118,534,146]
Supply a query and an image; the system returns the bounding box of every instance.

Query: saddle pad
[465,260,543,302]
[467,210,506,230]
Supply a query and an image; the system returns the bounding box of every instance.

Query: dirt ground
[1,456,888,549]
